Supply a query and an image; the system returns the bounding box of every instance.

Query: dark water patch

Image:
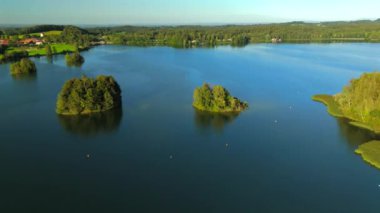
[337,118,380,148]
[58,109,123,136]
[194,109,240,133]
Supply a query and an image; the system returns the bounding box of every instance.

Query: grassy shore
[312,94,380,133]
[312,94,344,117]
[355,140,380,169]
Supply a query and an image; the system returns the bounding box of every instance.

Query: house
[0,39,9,46]
[19,38,34,45]
[271,37,283,43]
[19,38,44,46]
[35,39,43,45]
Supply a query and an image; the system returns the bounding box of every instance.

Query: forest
[89,20,380,47]
[2,20,380,49]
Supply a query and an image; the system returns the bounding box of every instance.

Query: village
[0,30,79,62]
[0,33,45,47]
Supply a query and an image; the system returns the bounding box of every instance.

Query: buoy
[85,154,90,159]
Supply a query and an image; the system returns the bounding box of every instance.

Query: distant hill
[0,25,88,35]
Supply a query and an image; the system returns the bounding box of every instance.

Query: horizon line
[1,18,379,28]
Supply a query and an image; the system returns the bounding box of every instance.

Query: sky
[1,0,380,25]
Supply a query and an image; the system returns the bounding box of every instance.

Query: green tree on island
[56,75,122,115]
[10,58,37,75]
[193,83,248,112]
[65,50,85,67]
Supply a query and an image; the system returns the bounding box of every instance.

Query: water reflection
[11,73,37,81]
[194,109,239,133]
[58,109,123,136]
[336,118,380,148]
[46,56,53,64]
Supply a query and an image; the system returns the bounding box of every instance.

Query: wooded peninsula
[313,72,380,133]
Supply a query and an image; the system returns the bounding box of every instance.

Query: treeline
[0,25,95,48]
[46,26,94,47]
[2,20,380,49]
[0,25,66,35]
[92,26,254,47]
[88,20,380,47]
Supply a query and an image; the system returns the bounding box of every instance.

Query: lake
[1,44,380,212]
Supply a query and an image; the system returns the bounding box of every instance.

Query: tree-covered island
[10,58,36,75]
[56,75,122,115]
[313,72,380,133]
[193,83,248,113]
[65,51,85,67]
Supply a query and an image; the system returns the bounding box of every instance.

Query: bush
[65,52,84,67]
[4,50,28,61]
[10,58,37,75]
[56,75,122,115]
[193,83,248,112]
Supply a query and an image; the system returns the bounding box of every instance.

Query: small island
[193,83,248,112]
[56,75,122,115]
[10,58,37,75]
[313,72,380,133]
[355,140,380,169]
[65,51,85,67]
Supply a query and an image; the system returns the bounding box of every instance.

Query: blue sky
[1,0,379,25]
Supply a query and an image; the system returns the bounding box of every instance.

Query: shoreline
[355,140,380,170]
[314,94,380,170]
[2,42,380,64]
[312,94,380,134]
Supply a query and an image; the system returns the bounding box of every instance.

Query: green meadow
[355,141,380,169]
[5,43,76,57]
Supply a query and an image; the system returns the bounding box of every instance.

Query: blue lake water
[0,44,380,212]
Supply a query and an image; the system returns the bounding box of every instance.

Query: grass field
[5,43,76,57]
[28,43,76,56]
[312,94,344,117]
[355,140,380,169]
[29,30,62,37]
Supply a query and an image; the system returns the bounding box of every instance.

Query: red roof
[19,38,43,45]
[0,39,9,46]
